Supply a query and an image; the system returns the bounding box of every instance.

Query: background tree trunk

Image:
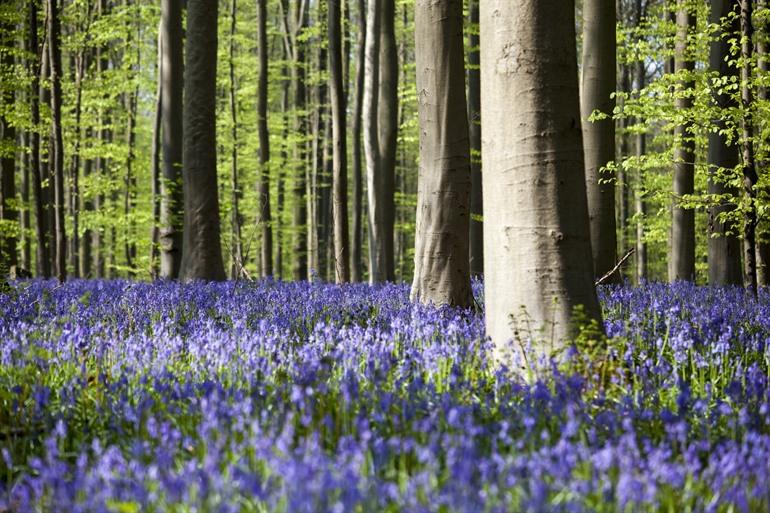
[257,0,273,278]
[635,60,648,284]
[410,0,471,307]
[291,0,309,281]
[48,0,66,281]
[741,0,758,293]
[670,0,696,282]
[229,0,243,278]
[179,0,226,281]
[150,26,162,280]
[581,0,618,281]
[758,0,770,287]
[708,0,743,286]
[0,11,17,275]
[467,0,482,278]
[160,0,184,279]
[329,0,350,283]
[480,0,602,364]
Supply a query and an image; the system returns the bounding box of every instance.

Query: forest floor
[1,279,769,512]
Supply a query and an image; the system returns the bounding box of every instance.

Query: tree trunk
[350,0,365,281]
[179,0,226,281]
[0,12,17,275]
[741,0,758,293]
[480,0,603,364]
[329,0,350,283]
[410,0,471,307]
[708,0,743,286]
[150,25,162,280]
[160,0,184,279]
[292,0,309,281]
[581,0,618,282]
[635,60,648,284]
[67,49,86,278]
[48,0,66,282]
[467,0,482,278]
[670,0,696,282]
[28,1,49,278]
[758,0,770,287]
[228,0,243,279]
[257,0,273,278]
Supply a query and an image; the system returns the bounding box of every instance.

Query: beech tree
[0,8,16,275]
[581,0,618,281]
[257,0,272,278]
[159,0,184,279]
[480,0,602,362]
[410,0,472,307]
[178,0,226,281]
[467,0,482,277]
[48,0,66,281]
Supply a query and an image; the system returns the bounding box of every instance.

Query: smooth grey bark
[0,12,17,274]
[48,0,66,281]
[350,0,365,281]
[467,0,482,277]
[229,0,243,279]
[410,0,472,307]
[160,0,184,279]
[670,0,696,282]
[179,0,226,282]
[740,0,758,293]
[363,0,397,283]
[708,0,742,286]
[329,0,350,283]
[581,0,618,281]
[480,0,603,364]
[257,0,273,278]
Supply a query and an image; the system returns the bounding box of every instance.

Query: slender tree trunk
[291,0,309,281]
[758,0,770,287]
[467,0,482,278]
[741,0,758,293]
[21,131,30,271]
[257,0,273,278]
[581,0,618,281]
[67,50,85,278]
[350,0,365,281]
[48,0,66,282]
[618,63,631,263]
[160,0,184,279]
[228,0,243,279]
[0,13,17,275]
[635,60,648,284]
[708,0,743,286]
[410,0,472,307]
[179,0,226,281]
[480,0,603,365]
[329,0,350,283]
[150,25,162,280]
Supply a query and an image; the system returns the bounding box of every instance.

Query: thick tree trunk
[467,0,482,278]
[708,0,743,286]
[741,0,758,293]
[758,0,770,287]
[329,0,350,283]
[160,0,184,279]
[670,0,696,282]
[48,0,67,282]
[350,0,365,281]
[581,0,618,281]
[0,13,17,275]
[179,0,226,281]
[378,0,397,281]
[410,0,471,307]
[480,0,603,364]
[257,0,273,278]
[229,0,244,279]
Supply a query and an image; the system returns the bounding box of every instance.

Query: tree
[0,8,17,275]
[480,0,602,362]
[670,0,696,282]
[178,0,226,281]
[48,0,66,281]
[410,0,471,307]
[467,0,482,277]
[329,0,350,283]
[582,0,618,281]
[159,0,184,279]
[257,0,273,278]
[350,0,365,282]
[228,0,244,279]
[708,0,742,286]
[740,0,758,293]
